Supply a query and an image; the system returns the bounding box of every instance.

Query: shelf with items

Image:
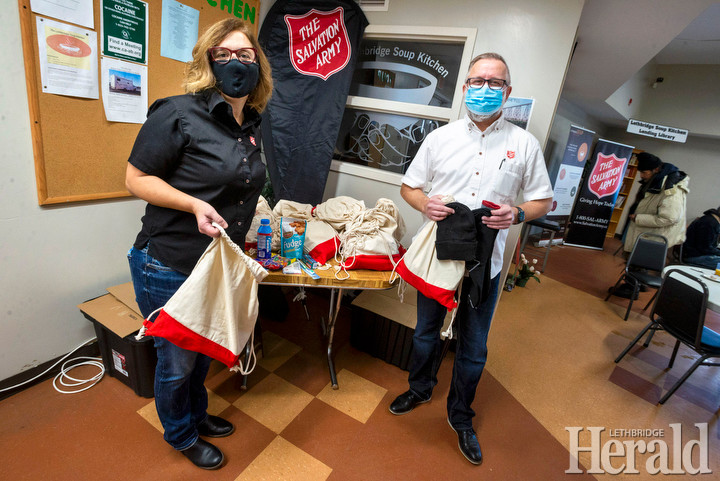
[606,149,642,238]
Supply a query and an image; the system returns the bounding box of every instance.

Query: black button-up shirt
[129,90,264,275]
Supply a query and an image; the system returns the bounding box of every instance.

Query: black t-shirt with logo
[129,90,264,275]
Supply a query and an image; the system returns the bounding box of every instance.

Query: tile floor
[1,238,718,480]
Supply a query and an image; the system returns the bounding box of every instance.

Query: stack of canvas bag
[247,196,407,271]
[335,198,406,273]
[273,199,342,264]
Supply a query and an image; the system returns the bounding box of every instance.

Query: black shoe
[388,390,430,415]
[448,418,482,465]
[180,438,224,470]
[198,415,235,438]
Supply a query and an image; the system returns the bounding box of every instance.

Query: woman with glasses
[125,18,272,470]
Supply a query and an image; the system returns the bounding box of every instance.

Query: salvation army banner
[548,125,594,218]
[564,139,634,249]
[259,0,368,205]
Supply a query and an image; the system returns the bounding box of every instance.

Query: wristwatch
[514,206,525,224]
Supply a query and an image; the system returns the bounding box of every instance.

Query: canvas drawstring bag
[136,223,268,374]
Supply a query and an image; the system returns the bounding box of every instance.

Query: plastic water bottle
[257,218,272,260]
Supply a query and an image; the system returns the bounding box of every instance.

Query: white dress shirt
[402,113,553,278]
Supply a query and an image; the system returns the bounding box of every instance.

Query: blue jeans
[684,255,720,270]
[128,245,213,450]
[408,275,500,431]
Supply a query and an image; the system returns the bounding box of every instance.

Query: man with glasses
[390,53,553,465]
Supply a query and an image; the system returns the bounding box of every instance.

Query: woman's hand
[192,200,228,238]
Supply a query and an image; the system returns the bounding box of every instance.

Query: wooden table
[261,261,395,389]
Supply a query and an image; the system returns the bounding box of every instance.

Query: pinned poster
[565,139,634,250]
[101,0,148,65]
[35,17,99,99]
[101,57,148,124]
[548,126,595,218]
[161,0,199,63]
[31,0,95,29]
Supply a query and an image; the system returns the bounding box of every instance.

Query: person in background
[623,152,689,253]
[610,152,689,298]
[125,18,272,470]
[390,53,553,465]
[682,206,720,269]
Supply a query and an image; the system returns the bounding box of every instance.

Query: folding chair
[605,233,668,320]
[614,269,719,404]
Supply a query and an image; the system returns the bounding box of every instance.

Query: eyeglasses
[208,47,257,65]
[465,77,507,90]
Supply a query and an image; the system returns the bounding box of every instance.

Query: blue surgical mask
[465,85,504,119]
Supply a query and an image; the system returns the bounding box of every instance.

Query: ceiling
[560,0,720,128]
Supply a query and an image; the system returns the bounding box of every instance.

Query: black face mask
[211,60,259,98]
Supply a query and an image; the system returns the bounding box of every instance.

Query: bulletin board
[18,0,260,205]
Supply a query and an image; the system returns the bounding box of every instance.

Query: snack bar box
[78,282,156,398]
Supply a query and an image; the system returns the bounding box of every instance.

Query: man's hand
[628,214,636,221]
[193,200,228,238]
[423,195,455,221]
[482,204,514,230]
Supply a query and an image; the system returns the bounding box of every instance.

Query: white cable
[0,337,98,393]
[52,356,105,394]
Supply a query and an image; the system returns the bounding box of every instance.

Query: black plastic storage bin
[83,313,157,398]
[350,307,415,371]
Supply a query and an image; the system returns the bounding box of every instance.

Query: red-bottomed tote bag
[136,224,268,373]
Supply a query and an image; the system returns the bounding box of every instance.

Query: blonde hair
[184,18,273,112]
[468,52,511,86]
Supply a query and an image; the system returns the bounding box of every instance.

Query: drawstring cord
[441,281,462,340]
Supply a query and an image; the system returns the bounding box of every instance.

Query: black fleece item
[467,206,499,307]
[435,201,499,307]
[436,202,478,261]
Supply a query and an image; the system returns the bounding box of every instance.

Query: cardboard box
[78,282,156,398]
[350,286,452,371]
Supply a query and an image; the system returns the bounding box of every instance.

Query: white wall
[0,1,146,381]
[635,64,720,138]
[608,62,720,138]
[606,60,657,122]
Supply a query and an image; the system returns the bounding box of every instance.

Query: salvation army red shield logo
[588,153,627,199]
[284,7,351,80]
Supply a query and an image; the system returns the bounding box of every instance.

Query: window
[332,25,477,181]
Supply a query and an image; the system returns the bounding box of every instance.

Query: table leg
[326,288,343,389]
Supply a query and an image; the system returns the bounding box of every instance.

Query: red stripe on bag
[395,259,458,310]
[308,237,339,264]
[144,310,239,368]
[343,246,406,271]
